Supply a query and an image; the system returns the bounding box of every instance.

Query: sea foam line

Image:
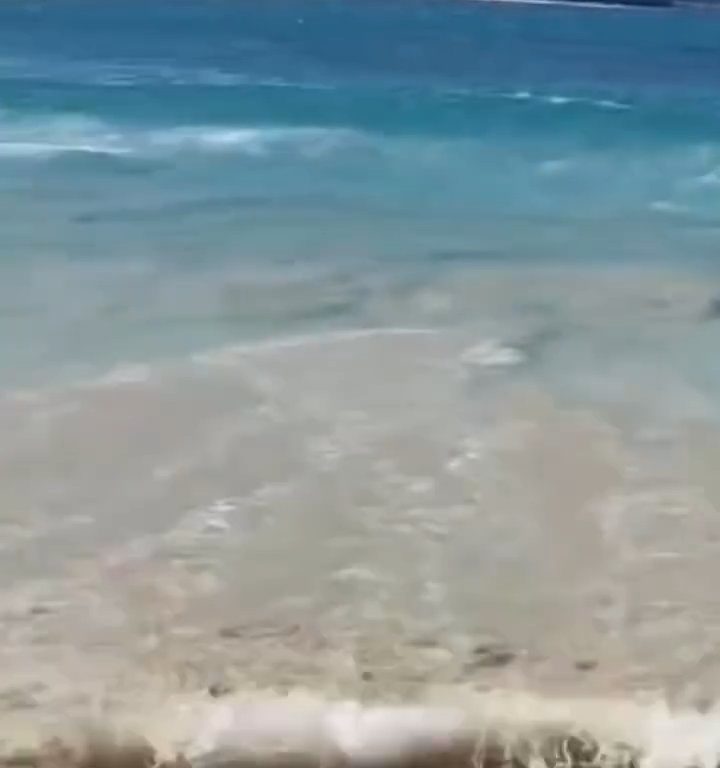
[5,690,720,768]
[190,328,437,367]
[0,114,367,160]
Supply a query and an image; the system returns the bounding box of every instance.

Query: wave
[0,141,131,159]
[6,85,717,162]
[4,689,720,768]
[492,90,632,111]
[0,55,631,114]
[0,113,366,160]
[144,125,362,156]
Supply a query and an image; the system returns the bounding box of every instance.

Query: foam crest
[144,126,363,157]
[0,112,366,160]
[503,91,631,110]
[9,691,720,768]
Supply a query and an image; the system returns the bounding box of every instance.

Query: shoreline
[0,692,712,768]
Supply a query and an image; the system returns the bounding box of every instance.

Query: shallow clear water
[3,0,720,758]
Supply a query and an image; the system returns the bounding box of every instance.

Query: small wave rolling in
[3,0,720,765]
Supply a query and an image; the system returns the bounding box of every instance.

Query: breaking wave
[5,690,720,768]
[0,113,367,160]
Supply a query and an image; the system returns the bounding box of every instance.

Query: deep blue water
[2,0,720,380]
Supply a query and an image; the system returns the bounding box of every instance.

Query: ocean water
[4,0,720,763]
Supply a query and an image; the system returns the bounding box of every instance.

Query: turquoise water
[2,0,720,382]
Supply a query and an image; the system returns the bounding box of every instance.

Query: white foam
[546,96,572,106]
[502,91,630,111]
[0,112,129,157]
[0,141,130,158]
[144,125,366,158]
[460,340,524,369]
[597,99,631,110]
[0,111,367,161]
[191,328,436,367]
[84,689,720,768]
